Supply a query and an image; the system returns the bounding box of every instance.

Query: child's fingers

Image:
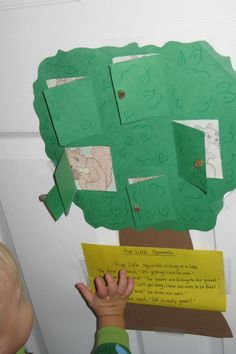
[95,276,109,298]
[75,283,94,305]
[104,273,118,297]
[117,269,128,294]
[123,276,134,298]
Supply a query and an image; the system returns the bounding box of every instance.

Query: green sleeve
[93,327,131,354]
[16,349,25,354]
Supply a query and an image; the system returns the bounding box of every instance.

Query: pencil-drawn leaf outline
[177,51,186,66]
[188,48,202,66]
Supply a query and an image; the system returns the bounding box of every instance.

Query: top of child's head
[0,242,33,354]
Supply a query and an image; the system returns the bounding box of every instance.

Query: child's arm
[75,269,134,353]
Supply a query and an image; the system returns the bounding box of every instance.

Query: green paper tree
[34,41,236,231]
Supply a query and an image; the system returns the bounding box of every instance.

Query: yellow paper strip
[82,244,226,312]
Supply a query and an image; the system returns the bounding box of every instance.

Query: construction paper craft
[43,185,64,220]
[54,152,77,214]
[127,176,176,227]
[44,77,102,146]
[82,243,226,311]
[34,41,236,231]
[172,122,207,192]
[174,119,223,179]
[119,228,232,338]
[110,54,169,124]
[65,146,116,191]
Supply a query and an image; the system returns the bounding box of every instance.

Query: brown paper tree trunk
[119,228,232,338]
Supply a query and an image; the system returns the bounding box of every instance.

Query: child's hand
[75,270,134,328]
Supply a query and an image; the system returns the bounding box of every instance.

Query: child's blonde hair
[0,242,23,294]
[0,242,23,333]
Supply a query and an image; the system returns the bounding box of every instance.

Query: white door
[0,1,236,353]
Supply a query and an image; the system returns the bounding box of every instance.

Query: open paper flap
[43,185,64,221]
[127,176,176,227]
[172,121,207,192]
[43,77,102,146]
[54,151,77,214]
[110,54,169,124]
[174,119,223,179]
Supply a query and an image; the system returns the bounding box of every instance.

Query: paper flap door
[54,152,77,214]
[43,77,102,146]
[173,122,207,192]
[110,55,169,124]
[43,185,64,221]
[127,176,176,227]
